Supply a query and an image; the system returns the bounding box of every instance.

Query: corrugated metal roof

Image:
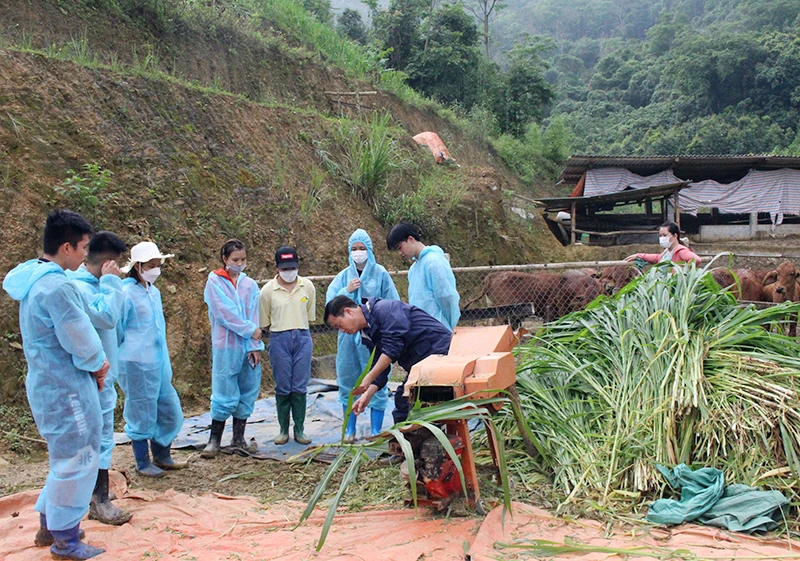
[534,182,689,212]
[560,154,800,184]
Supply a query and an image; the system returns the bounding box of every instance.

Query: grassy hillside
[0,0,583,410]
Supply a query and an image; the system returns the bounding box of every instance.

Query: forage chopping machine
[384,325,537,513]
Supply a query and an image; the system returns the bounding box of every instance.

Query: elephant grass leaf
[315,448,366,552]
[342,348,376,443]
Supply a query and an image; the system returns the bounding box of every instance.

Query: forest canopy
[333,0,800,180]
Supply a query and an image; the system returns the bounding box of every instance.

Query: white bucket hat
[121,241,175,273]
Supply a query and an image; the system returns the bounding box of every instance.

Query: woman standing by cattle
[624,222,701,265]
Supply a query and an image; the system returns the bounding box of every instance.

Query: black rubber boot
[150,440,187,470]
[34,514,84,547]
[231,418,247,449]
[202,419,226,458]
[89,469,132,525]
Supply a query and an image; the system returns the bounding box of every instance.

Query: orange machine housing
[397,325,523,512]
[404,325,519,402]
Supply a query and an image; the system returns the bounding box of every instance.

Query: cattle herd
[464,262,800,333]
[462,266,641,322]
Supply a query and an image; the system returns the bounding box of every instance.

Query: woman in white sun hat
[117,241,186,478]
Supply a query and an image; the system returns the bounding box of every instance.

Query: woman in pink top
[624,222,701,265]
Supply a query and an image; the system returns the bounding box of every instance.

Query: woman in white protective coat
[202,239,264,458]
[325,229,400,443]
[118,242,185,478]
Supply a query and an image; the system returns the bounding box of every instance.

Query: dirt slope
[0,45,572,404]
[0,1,588,410]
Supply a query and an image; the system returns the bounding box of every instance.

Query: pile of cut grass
[503,260,800,509]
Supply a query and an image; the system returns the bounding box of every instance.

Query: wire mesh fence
[699,251,800,273]
[257,259,636,378]
[255,252,800,379]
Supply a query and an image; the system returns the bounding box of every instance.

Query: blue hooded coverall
[204,270,264,421]
[326,229,400,414]
[407,245,460,332]
[68,266,124,470]
[359,298,452,423]
[117,278,183,446]
[3,260,105,531]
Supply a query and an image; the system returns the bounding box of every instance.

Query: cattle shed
[539,155,800,246]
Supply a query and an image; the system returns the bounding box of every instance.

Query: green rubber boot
[291,392,311,445]
[275,394,291,445]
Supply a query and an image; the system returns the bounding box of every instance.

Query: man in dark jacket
[324,295,452,423]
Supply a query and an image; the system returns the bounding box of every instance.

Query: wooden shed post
[673,187,681,228]
[570,201,577,245]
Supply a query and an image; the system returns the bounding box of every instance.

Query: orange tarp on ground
[0,472,479,561]
[471,502,800,560]
[412,132,453,163]
[3,476,800,561]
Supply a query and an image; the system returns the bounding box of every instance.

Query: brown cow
[710,268,735,293]
[464,271,603,322]
[738,269,770,301]
[559,272,604,317]
[564,268,600,279]
[710,268,768,302]
[598,265,641,295]
[463,271,562,316]
[763,261,800,336]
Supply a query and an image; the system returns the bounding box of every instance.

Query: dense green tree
[338,8,368,44]
[373,0,427,69]
[302,0,333,24]
[496,37,555,136]
[405,3,482,104]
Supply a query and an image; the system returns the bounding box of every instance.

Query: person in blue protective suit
[325,229,400,443]
[118,241,185,478]
[324,296,452,426]
[201,239,264,458]
[386,222,460,331]
[67,231,133,526]
[2,209,108,559]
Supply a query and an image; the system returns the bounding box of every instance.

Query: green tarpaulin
[646,464,790,534]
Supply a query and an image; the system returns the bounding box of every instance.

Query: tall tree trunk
[484,16,490,58]
[424,0,439,52]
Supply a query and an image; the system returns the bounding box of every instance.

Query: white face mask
[227,263,246,275]
[659,236,672,249]
[279,269,298,283]
[351,250,368,265]
[140,266,161,284]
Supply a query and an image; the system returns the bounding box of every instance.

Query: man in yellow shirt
[259,246,316,445]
